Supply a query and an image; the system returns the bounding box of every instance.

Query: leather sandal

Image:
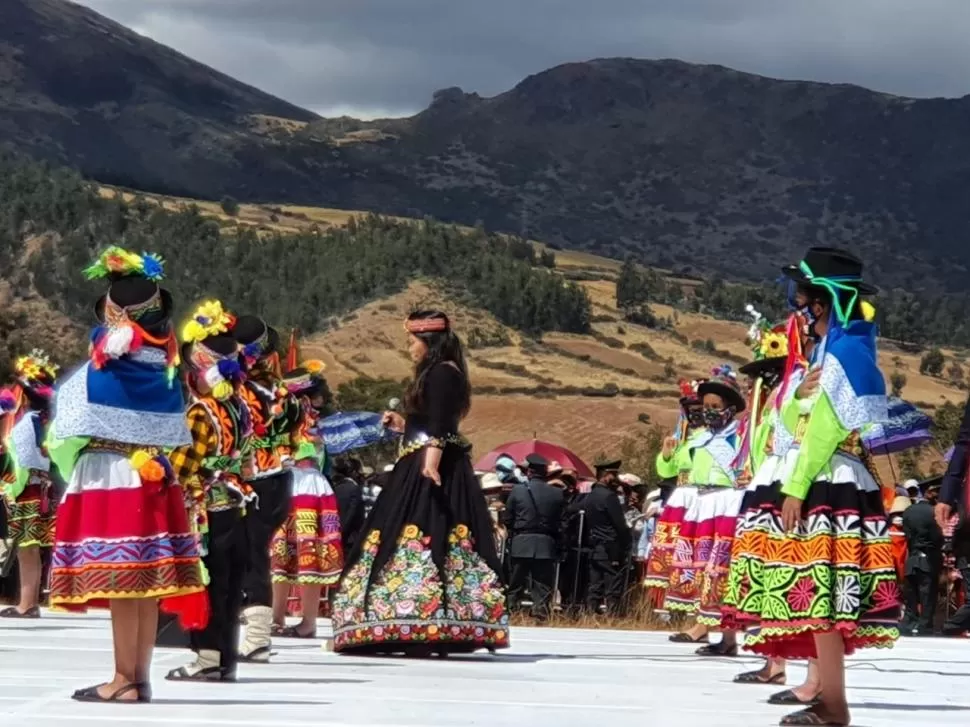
[668,632,709,644]
[779,708,847,726]
[769,689,821,707]
[734,669,786,685]
[278,625,317,639]
[165,665,225,682]
[695,642,739,657]
[71,683,142,703]
[0,606,40,619]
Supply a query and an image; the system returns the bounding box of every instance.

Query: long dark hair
[403,310,471,418]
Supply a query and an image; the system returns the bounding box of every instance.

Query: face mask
[687,409,706,429]
[798,305,822,342]
[703,406,735,432]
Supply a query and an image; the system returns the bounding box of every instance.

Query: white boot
[165,649,224,681]
[239,605,273,663]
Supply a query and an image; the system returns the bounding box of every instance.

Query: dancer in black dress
[331,310,509,655]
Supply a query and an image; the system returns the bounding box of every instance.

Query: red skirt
[271,467,344,586]
[49,451,207,629]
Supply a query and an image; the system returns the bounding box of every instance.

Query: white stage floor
[0,612,967,726]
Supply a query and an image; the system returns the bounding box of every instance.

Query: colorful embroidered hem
[50,532,205,607]
[332,523,509,653]
[5,482,55,548]
[333,619,510,651]
[721,480,900,658]
[271,470,344,586]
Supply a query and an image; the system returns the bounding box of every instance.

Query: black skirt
[330,442,510,655]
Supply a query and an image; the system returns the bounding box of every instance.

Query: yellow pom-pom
[861,301,876,322]
[130,450,152,471]
[212,380,233,400]
[182,320,205,344]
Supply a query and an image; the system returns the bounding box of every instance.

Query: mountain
[6,0,970,291]
[0,0,318,196]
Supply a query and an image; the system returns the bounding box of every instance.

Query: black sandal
[165,665,225,682]
[734,669,786,685]
[237,646,274,663]
[0,606,40,619]
[779,707,847,726]
[668,632,709,644]
[769,689,821,707]
[695,642,738,657]
[71,683,142,703]
[278,625,317,639]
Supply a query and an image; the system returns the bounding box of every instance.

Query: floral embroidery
[331,523,509,651]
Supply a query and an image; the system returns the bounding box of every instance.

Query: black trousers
[508,557,556,617]
[587,555,624,614]
[901,560,941,634]
[191,508,247,670]
[242,473,292,608]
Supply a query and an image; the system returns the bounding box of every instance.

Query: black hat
[234,315,281,357]
[781,246,878,296]
[697,374,747,413]
[738,356,786,380]
[525,453,549,475]
[94,276,174,334]
[180,333,239,370]
[920,475,943,494]
[594,459,621,477]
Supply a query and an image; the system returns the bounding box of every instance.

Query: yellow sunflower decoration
[759,331,789,360]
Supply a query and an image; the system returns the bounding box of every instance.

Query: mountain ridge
[5,0,970,292]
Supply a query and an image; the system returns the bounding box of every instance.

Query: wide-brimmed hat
[890,496,912,515]
[740,316,789,380]
[697,370,747,413]
[781,246,878,296]
[594,459,621,478]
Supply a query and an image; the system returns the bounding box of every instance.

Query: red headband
[405,317,448,334]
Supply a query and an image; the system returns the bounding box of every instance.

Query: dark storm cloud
[77,0,970,117]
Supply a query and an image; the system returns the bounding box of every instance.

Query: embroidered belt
[84,439,159,457]
[396,432,471,461]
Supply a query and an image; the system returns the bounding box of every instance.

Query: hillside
[5,0,970,292]
[302,271,965,471]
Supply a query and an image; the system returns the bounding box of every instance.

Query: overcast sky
[77,0,970,118]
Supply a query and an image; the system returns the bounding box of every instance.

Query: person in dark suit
[331,457,365,556]
[938,397,970,635]
[577,459,632,615]
[900,481,945,636]
[501,454,564,619]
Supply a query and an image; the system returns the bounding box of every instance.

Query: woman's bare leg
[135,599,159,685]
[96,600,141,700]
[297,585,321,636]
[15,545,42,612]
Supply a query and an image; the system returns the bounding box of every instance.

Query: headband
[405,317,449,334]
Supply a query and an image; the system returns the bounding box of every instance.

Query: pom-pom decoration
[130,450,172,495]
[0,389,18,414]
[182,300,236,344]
[861,301,876,323]
[84,246,166,282]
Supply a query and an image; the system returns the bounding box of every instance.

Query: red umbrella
[475,439,594,479]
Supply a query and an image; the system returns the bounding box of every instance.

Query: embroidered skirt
[656,485,744,623]
[331,445,509,654]
[271,467,344,586]
[642,485,698,598]
[49,451,207,625]
[5,473,56,549]
[720,461,900,658]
